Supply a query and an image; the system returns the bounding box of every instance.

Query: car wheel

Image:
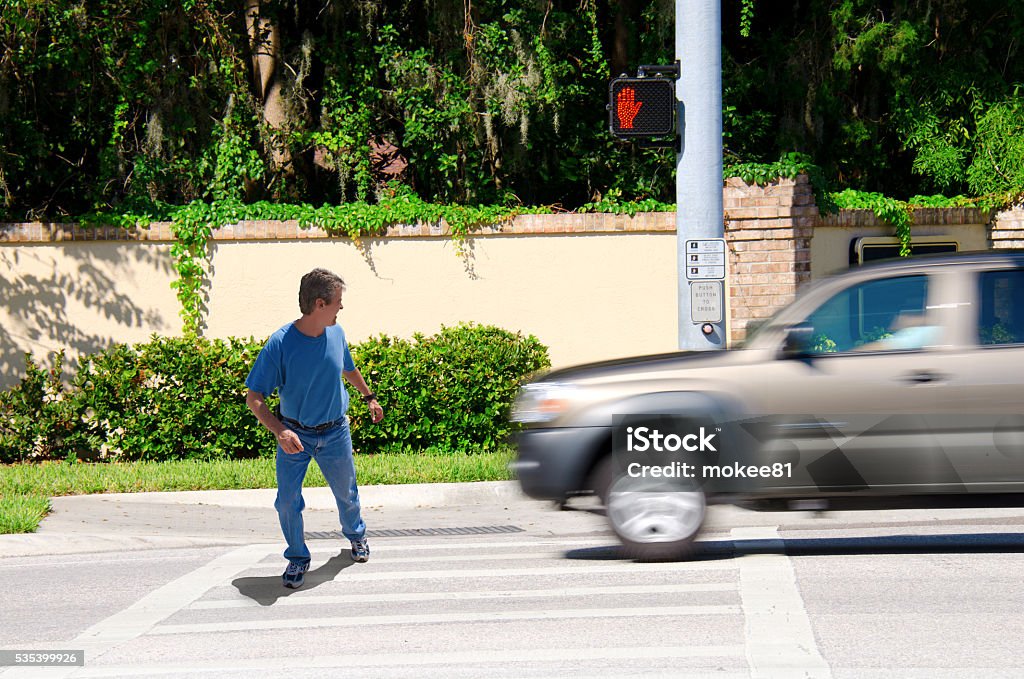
[591,456,705,561]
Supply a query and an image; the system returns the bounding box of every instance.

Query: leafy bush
[0,325,549,463]
[346,324,550,453]
[0,338,274,464]
[0,352,85,463]
[72,336,274,462]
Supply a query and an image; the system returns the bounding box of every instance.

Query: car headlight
[511,382,580,423]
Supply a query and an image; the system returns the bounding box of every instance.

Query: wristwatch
[362,392,377,403]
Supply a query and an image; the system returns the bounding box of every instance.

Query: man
[245,268,384,589]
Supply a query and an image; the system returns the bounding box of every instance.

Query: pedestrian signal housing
[608,77,676,138]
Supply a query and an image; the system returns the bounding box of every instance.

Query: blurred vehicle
[510,251,1024,560]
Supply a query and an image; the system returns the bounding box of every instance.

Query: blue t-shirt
[245,323,356,426]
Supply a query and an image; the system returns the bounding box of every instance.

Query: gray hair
[298,268,346,314]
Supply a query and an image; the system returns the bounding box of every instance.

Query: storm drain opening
[306,525,524,540]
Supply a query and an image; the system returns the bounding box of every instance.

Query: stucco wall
[812,208,991,279]
[0,241,181,388]
[0,217,680,389]
[204,232,680,369]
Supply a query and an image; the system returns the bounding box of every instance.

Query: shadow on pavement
[564,532,1024,562]
[232,551,356,606]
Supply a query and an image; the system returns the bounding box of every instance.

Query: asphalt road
[2,485,1024,677]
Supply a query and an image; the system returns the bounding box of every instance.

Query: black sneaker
[350,539,370,563]
[282,561,309,588]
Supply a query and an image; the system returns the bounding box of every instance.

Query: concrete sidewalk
[0,481,610,558]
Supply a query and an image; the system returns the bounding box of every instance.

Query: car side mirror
[781,324,815,359]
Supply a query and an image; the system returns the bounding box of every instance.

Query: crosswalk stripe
[241,559,737,583]
[734,526,833,679]
[192,581,737,609]
[17,544,277,679]
[151,605,742,635]
[258,549,613,566]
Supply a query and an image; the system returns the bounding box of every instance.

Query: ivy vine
[77,159,1011,334]
[577,188,673,215]
[831,190,997,257]
[725,152,838,215]
[738,0,756,38]
[831,190,914,256]
[83,184,548,334]
[723,154,1008,257]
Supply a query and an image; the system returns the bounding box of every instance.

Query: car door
[925,264,1024,491]
[724,271,958,495]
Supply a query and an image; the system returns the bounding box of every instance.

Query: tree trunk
[245,0,290,170]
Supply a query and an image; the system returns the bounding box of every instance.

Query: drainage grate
[305,525,524,540]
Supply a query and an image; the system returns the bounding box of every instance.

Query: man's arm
[245,389,303,453]
[343,368,384,423]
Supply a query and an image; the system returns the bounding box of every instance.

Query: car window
[801,274,935,354]
[978,268,1024,346]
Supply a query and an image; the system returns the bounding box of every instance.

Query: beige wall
[0,241,181,388]
[811,217,990,280]
[206,233,679,368]
[0,229,680,388]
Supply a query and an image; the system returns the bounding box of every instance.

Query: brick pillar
[989,205,1024,249]
[724,174,818,344]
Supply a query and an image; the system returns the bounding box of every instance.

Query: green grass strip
[0,495,51,534]
[0,448,516,534]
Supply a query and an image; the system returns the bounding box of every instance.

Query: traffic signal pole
[676,0,725,350]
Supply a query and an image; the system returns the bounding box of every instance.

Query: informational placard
[684,239,726,280]
[689,281,723,323]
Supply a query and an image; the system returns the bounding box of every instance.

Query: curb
[54,480,528,510]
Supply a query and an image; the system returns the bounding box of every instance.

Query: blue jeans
[274,420,365,565]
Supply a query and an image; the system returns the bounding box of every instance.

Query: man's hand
[276,429,304,454]
[342,368,384,424]
[247,389,305,454]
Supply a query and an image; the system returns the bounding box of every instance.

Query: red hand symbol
[616,87,643,129]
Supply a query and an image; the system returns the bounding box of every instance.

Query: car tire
[590,456,706,561]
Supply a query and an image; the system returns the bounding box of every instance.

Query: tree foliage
[968,95,1024,196]
[0,0,676,219]
[724,0,1024,198]
[2,0,1024,223]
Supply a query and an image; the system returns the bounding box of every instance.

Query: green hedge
[0,324,549,463]
[348,325,549,452]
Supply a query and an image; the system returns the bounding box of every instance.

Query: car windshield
[801,274,930,353]
[739,273,935,352]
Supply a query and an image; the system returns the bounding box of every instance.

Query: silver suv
[511,251,1024,560]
